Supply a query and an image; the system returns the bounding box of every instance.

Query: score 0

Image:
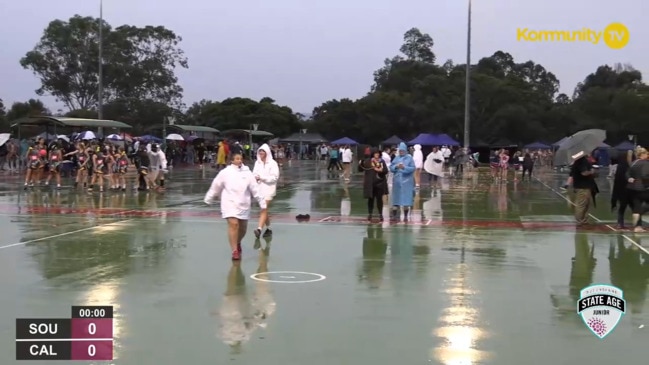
[70,306,113,361]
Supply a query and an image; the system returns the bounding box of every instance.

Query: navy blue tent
[381,135,403,145]
[614,140,634,150]
[524,141,551,149]
[436,134,460,146]
[331,137,358,145]
[408,133,442,146]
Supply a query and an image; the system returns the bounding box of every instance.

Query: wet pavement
[1,161,648,364]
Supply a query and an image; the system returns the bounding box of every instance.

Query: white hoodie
[252,144,279,199]
[413,144,423,168]
[204,164,267,220]
[146,143,168,170]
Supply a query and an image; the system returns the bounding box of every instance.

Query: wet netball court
[0,162,647,364]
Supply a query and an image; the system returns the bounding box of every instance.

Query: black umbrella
[554,129,606,166]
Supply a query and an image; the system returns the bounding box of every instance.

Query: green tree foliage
[6,99,51,121]
[0,99,6,130]
[312,28,649,145]
[20,15,188,112]
[185,97,302,137]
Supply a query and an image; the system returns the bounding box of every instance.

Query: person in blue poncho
[389,142,416,221]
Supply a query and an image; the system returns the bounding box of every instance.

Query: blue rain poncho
[389,142,416,207]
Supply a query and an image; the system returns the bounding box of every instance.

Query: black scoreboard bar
[71,306,113,318]
[16,306,113,360]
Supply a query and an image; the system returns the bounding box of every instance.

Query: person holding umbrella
[625,147,649,232]
[570,151,598,226]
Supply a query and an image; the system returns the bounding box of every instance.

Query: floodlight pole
[463,0,472,148]
[97,0,104,135]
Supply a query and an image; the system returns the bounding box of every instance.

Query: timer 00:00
[78,308,106,318]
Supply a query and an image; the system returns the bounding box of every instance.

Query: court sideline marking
[534,176,649,255]
[0,219,135,250]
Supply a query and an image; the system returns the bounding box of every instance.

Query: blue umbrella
[76,131,97,140]
[137,135,163,143]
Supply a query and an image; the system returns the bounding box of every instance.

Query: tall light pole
[97,0,105,134]
[463,0,472,148]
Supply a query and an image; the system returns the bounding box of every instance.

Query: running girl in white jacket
[252,144,279,239]
[204,153,267,260]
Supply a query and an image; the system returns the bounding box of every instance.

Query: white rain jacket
[146,144,168,170]
[252,144,279,199]
[413,144,423,169]
[425,150,444,177]
[204,164,267,220]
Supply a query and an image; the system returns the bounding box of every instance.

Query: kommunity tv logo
[517,22,629,49]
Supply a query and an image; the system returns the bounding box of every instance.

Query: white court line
[533,177,601,222]
[0,219,133,250]
[534,176,649,254]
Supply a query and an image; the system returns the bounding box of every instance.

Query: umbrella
[57,135,70,143]
[107,134,123,141]
[166,133,184,141]
[77,131,97,140]
[0,133,10,147]
[553,129,606,166]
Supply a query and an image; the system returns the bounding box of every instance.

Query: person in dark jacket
[521,152,534,181]
[611,149,636,229]
[626,147,649,232]
[358,149,389,222]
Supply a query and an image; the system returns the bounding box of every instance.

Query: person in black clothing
[134,145,150,190]
[358,149,389,222]
[521,152,534,181]
[626,147,649,232]
[611,150,639,229]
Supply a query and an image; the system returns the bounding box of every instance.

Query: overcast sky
[0,0,645,114]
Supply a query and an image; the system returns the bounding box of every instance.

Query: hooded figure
[252,144,279,239]
[389,142,416,221]
[413,144,423,188]
[252,144,280,199]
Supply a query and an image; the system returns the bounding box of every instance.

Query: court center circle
[250,271,326,283]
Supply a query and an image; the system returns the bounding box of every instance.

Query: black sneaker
[263,229,272,237]
[254,228,262,239]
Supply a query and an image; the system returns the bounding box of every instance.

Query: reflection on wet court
[0,162,648,364]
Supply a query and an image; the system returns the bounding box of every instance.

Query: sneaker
[254,228,262,239]
[237,243,242,253]
[262,229,272,237]
[231,250,241,261]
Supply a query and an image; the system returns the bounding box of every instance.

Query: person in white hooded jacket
[146,143,168,190]
[204,152,267,260]
[252,144,279,239]
[413,144,423,189]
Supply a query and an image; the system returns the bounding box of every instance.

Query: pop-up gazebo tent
[436,134,460,146]
[524,141,551,149]
[381,135,403,145]
[408,133,442,146]
[331,137,359,145]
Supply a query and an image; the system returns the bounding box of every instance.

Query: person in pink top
[499,150,510,181]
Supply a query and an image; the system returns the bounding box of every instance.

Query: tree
[185,97,302,137]
[20,15,188,111]
[0,99,6,131]
[6,99,51,122]
[400,28,436,63]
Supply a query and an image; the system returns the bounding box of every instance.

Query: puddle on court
[0,166,647,364]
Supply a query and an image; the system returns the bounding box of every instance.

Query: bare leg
[227,218,239,252]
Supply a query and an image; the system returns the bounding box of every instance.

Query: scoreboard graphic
[16,306,113,361]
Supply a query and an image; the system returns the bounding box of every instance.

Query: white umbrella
[78,131,97,140]
[107,134,123,141]
[166,133,184,141]
[57,135,70,142]
[0,133,10,147]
